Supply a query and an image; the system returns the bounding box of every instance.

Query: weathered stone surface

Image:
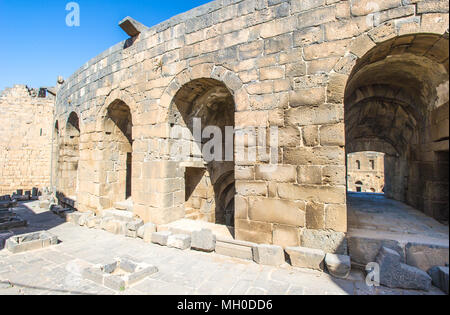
[0,231,13,250]
[215,238,255,260]
[191,229,216,252]
[125,219,144,238]
[252,244,285,266]
[138,223,156,242]
[167,234,191,250]
[348,236,404,266]
[376,247,432,291]
[103,220,127,235]
[119,16,148,37]
[151,231,172,246]
[427,266,449,294]
[325,253,351,279]
[301,229,347,255]
[405,243,449,272]
[286,246,325,271]
[6,231,58,254]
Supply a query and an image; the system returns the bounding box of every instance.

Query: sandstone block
[405,242,449,272]
[215,238,255,260]
[126,219,144,238]
[376,247,432,291]
[286,246,325,271]
[301,229,347,255]
[252,244,285,266]
[151,231,172,246]
[138,223,156,242]
[348,236,405,266]
[427,266,449,294]
[325,253,351,279]
[191,229,216,252]
[167,234,191,250]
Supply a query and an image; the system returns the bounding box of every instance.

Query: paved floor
[348,193,449,244]
[0,201,445,295]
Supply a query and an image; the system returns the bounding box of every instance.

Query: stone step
[114,200,133,212]
[348,228,449,272]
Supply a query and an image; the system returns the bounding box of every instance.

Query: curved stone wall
[54,0,449,249]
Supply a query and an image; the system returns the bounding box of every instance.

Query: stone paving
[0,201,445,295]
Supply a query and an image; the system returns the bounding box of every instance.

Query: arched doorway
[345,33,449,228]
[101,100,133,208]
[169,78,235,227]
[60,112,80,198]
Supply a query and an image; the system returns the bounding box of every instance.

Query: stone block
[125,219,144,238]
[252,244,285,266]
[405,242,449,272]
[348,236,405,266]
[301,229,347,255]
[86,217,102,229]
[215,238,255,260]
[191,229,216,252]
[427,266,449,294]
[138,223,156,242]
[286,246,325,271]
[104,275,126,291]
[325,253,351,279]
[104,220,127,235]
[0,231,13,250]
[167,234,191,250]
[6,231,58,254]
[151,231,172,246]
[376,247,432,291]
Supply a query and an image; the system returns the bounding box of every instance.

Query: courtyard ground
[0,200,445,295]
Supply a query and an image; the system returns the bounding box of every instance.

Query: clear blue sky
[0,0,211,91]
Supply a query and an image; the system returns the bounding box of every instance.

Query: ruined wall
[0,85,54,195]
[347,152,385,193]
[54,0,449,251]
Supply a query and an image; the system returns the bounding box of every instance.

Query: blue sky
[0,0,211,91]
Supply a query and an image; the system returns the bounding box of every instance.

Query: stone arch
[158,64,244,122]
[344,33,449,222]
[95,92,134,209]
[167,75,237,226]
[96,89,138,132]
[58,111,81,198]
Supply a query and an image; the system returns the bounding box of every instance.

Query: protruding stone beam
[119,16,148,37]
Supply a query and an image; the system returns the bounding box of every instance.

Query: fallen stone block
[215,238,255,260]
[77,212,95,226]
[376,246,432,291]
[348,236,405,266]
[191,229,216,252]
[301,229,347,255]
[428,266,449,294]
[104,220,127,235]
[86,217,102,229]
[151,231,172,246]
[325,253,351,279]
[406,242,449,272]
[286,246,325,271]
[101,209,134,221]
[66,212,83,224]
[126,219,144,238]
[252,244,285,266]
[0,231,14,250]
[167,234,191,250]
[138,223,156,243]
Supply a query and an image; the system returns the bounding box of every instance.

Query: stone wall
[54,0,449,250]
[0,85,54,195]
[347,152,385,193]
